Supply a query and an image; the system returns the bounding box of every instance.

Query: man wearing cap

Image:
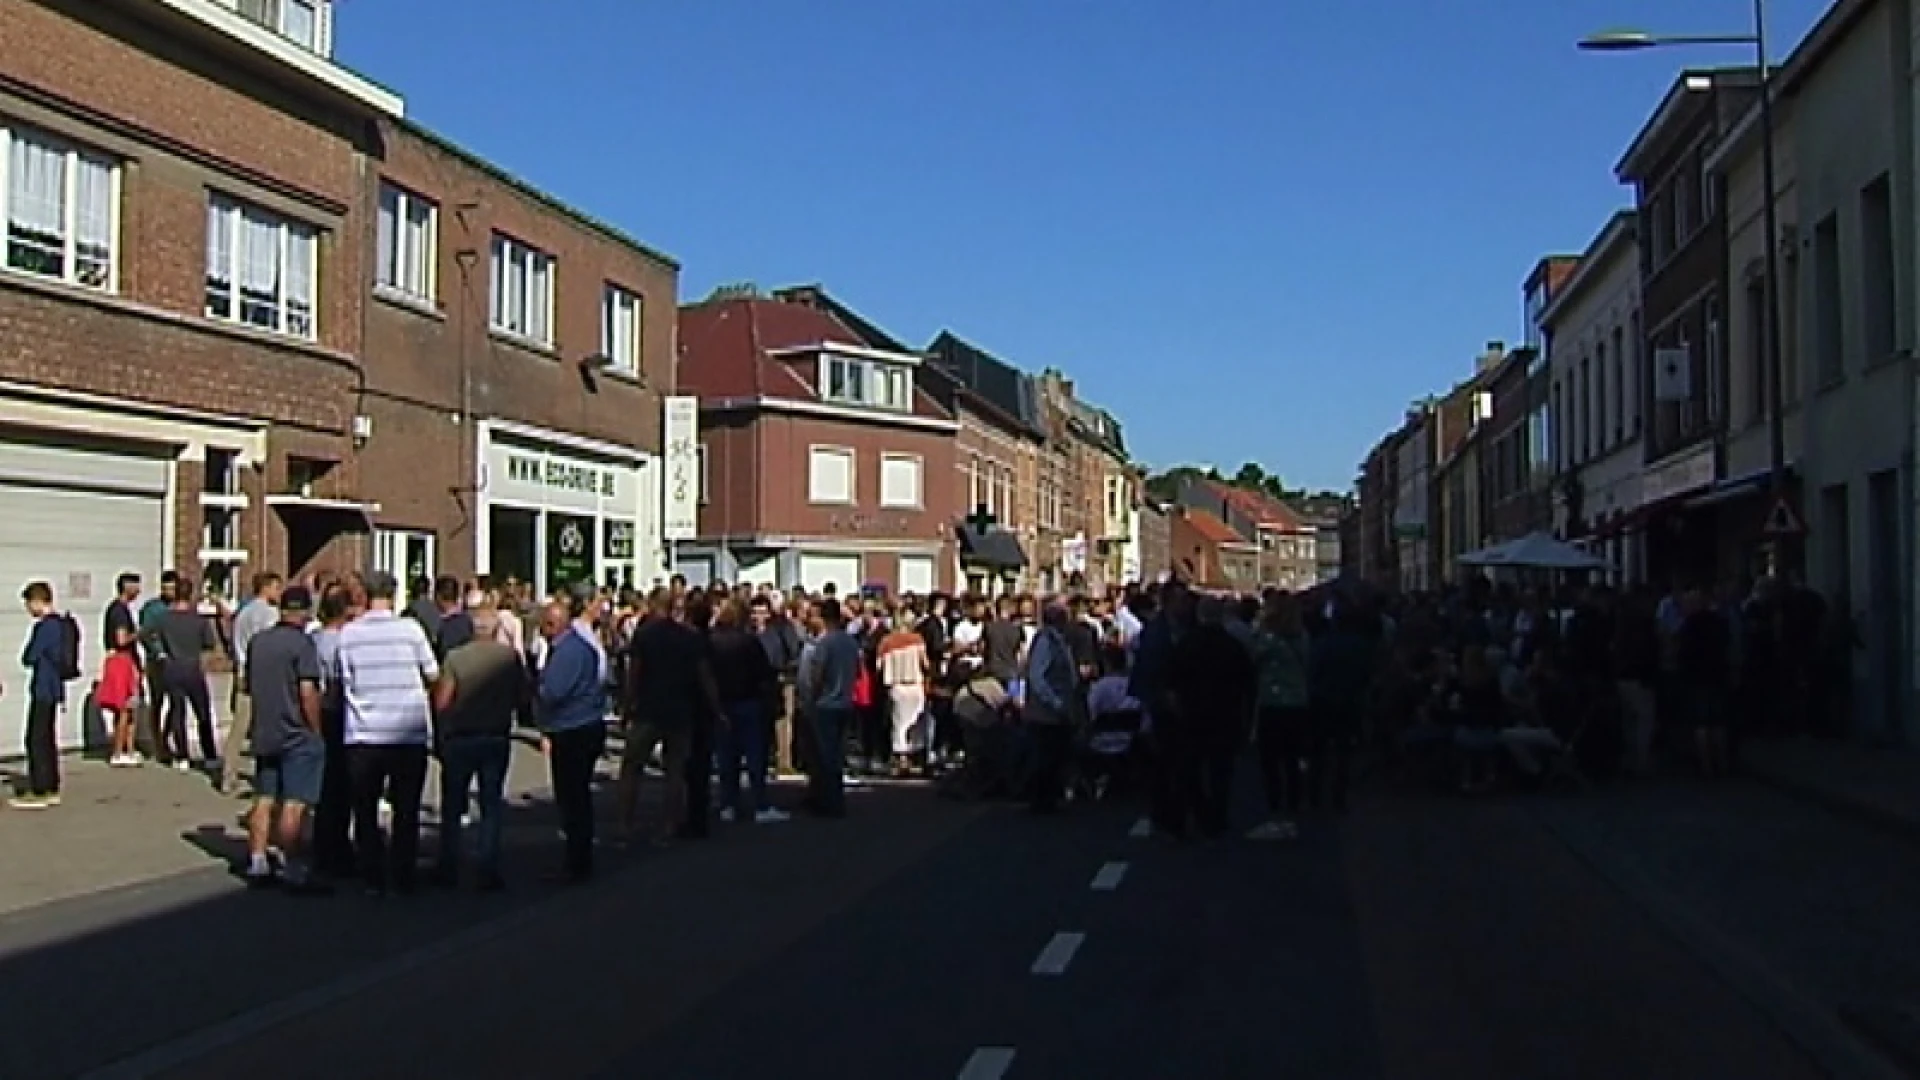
[240,585,328,892]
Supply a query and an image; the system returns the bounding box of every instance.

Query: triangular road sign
[1761,495,1806,537]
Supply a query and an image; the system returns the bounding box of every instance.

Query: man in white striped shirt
[335,570,439,895]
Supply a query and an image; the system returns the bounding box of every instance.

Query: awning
[1684,463,1797,509]
[956,524,1027,571]
[264,494,381,524]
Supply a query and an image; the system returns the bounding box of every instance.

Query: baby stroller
[1076,707,1144,802]
[938,676,1019,800]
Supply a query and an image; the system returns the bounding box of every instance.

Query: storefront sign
[505,453,615,497]
[662,396,699,541]
[1061,533,1088,574]
[546,513,596,592]
[485,442,638,513]
[604,519,634,560]
[1640,446,1716,506]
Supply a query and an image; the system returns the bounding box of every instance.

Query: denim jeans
[807,707,850,815]
[716,699,769,814]
[437,735,510,877]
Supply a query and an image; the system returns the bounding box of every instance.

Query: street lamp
[1580,0,1791,574]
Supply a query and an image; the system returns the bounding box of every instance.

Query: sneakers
[7,794,52,811]
[109,752,143,768]
[718,807,737,824]
[754,808,791,824]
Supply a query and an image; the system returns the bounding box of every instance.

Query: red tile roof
[1182,507,1246,546]
[677,296,952,421]
[1203,480,1308,532]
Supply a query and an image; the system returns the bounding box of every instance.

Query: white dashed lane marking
[1031,931,1086,975]
[1129,817,1151,838]
[1090,861,1128,891]
[958,1047,1017,1079]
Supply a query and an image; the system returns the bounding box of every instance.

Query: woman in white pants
[877,623,930,776]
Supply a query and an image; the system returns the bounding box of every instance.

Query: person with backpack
[15,580,80,809]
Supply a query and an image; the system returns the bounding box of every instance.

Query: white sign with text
[662,396,700,541]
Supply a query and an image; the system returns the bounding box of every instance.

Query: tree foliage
[1144,460,1349,506]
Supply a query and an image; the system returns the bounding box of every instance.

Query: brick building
[1136,501,1173,583]
[1619,68,1758,584]
[1037,370,1134,592]
[676,291,957,595]
[1170,506,1258,591]
[0,0,400,747]
[924,331,1041,593]
[1179,479,1317,590]
[356,121,678,598]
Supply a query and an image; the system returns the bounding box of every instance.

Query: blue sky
[338,0,1827,490]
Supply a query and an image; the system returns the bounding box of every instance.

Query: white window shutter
[881,456,920,508]
[809,449,852,503]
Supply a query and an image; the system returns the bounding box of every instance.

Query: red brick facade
[356,121,678,581]
[0,0,376,584]
[679,295,958,594]
[0,1,678,600]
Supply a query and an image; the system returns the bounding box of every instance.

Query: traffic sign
[1761,495,1806,537]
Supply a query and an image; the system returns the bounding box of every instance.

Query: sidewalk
[0,737,561,919]
[1742,735,1920,842]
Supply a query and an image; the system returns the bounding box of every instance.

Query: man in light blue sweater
[537,598,607,882]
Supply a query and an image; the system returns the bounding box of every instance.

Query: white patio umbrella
[1457,531,1609,571]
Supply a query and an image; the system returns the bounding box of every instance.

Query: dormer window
[236,0,324,52]
[821,353,912,412]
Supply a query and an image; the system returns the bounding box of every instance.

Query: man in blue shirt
[799,598,860,818]
[15,581,69,810]
[537,597,607,882]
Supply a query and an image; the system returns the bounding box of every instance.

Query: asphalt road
[2,763,1889,1080]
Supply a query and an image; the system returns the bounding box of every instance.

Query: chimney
[1476,341,1506,373]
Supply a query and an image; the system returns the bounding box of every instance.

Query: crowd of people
[8,558,1857,892]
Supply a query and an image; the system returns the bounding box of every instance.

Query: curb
[1742,761,1920,849]
[1526,804,1911,1080]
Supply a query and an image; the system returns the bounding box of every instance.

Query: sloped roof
[1203,480,1308,533]
[926,331,1045,438]
[1181,507,1247,546]
[677,296,953,421]
[771,284,914,354]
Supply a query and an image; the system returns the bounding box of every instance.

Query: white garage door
[798,553,861,596]
[0,439,169,752]
[897,554,935,596]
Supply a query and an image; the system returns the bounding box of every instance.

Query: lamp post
[1581,0,1791,573]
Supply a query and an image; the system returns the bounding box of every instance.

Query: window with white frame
[238,0,320,51]
[205,194,318,339]
[967,453,981,510]
[819,353,912,412]
[808,446,854,504]
[875,365,911,410]
[200,448,246,605]
[602,284,642,374]
[881,454,922,509]
[489,233,553,344]
[375,182,435,302]
[3,124,117,290]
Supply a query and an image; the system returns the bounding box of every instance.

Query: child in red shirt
[98,630,142,766]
